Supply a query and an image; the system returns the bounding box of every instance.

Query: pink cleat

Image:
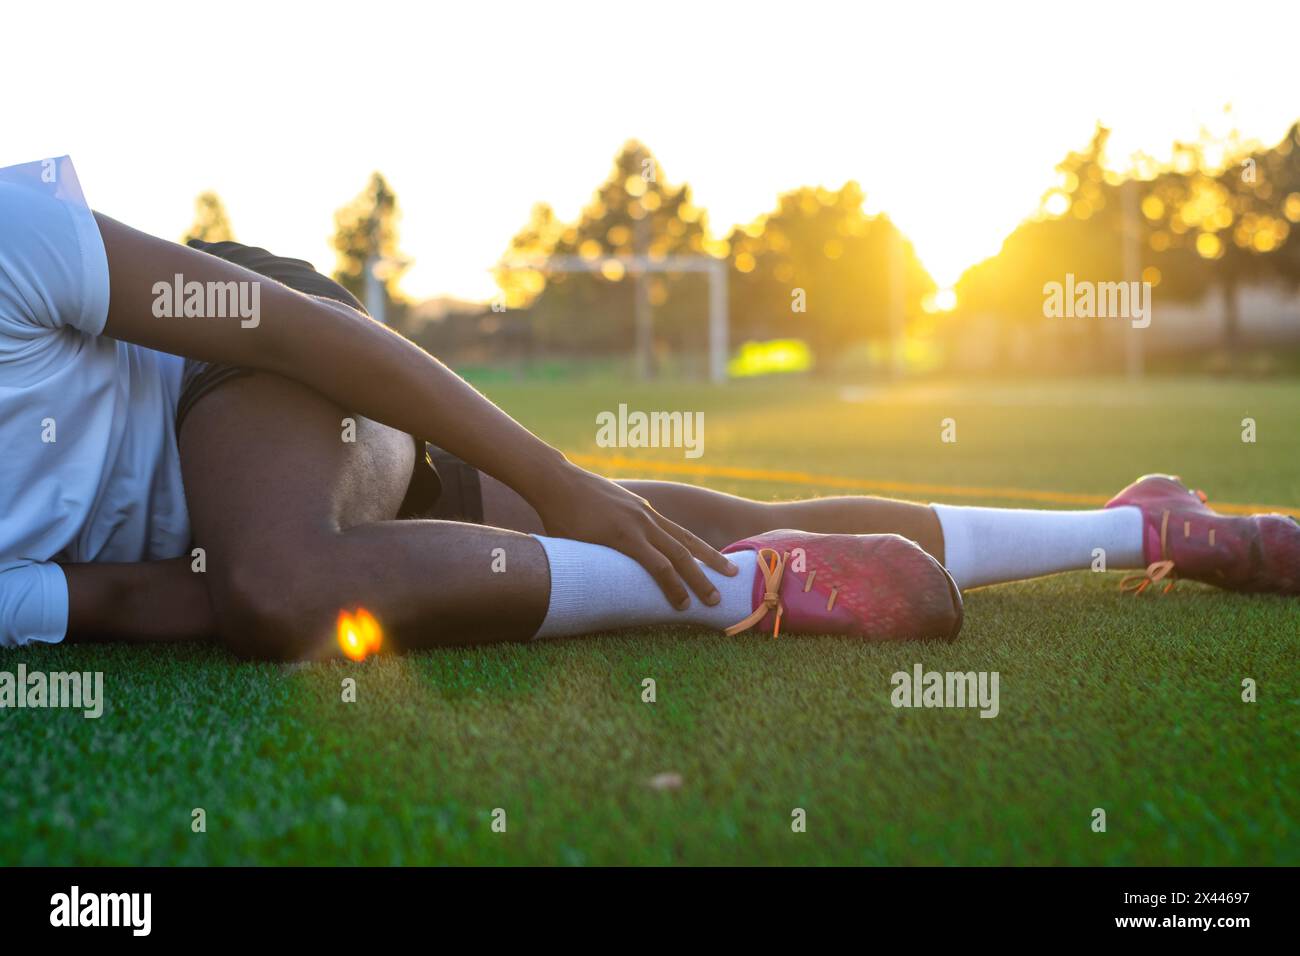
[1106,474,1300,595]
[720,530,963,641]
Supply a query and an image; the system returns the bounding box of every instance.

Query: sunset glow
[5,0,1298,300]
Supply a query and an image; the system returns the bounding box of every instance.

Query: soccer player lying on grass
[2,158,1297,660]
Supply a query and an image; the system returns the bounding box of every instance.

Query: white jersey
[0,157,190,647]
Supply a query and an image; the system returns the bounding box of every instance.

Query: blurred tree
[497,141,711,369]
[1266,122,1300,274]
[926,117,1300,372]
[954,125,1138,369]
[499,146,937,370]
[331,172,411,321]
[1137,123,1296,355]
[182,191,235,244]
[724,181,934,361]
[494,202,563,310]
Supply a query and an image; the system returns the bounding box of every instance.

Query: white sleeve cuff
[0,561,69,648]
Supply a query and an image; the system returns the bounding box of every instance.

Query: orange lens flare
[336,607,384,661]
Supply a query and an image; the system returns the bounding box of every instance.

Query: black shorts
[175,239,484,524]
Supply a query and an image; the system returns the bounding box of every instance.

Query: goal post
[496,255,729,383]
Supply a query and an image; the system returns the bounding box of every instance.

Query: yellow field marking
[566,453,1300,518]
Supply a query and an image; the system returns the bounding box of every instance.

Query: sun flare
[337,608,384,661]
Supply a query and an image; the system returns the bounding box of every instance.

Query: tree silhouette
[952,119,1300,368]
[495,202,564,310]
[954,126,1136,369]
[1137,123,1296,354]
[182,191,235,244]
[331,172,410,309]
[499,141,711,368]
[725,181,934,359]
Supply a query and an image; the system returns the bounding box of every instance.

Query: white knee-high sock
[531,536,758,639]
[930,504,1145,589]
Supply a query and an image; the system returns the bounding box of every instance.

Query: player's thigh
[178,371,414,587]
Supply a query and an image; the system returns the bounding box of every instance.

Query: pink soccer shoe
[720,530,963,641]
[1106,474,1300,595]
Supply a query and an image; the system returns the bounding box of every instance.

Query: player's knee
[213,543,332,661]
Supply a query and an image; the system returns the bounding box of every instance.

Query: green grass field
[3,377,1297,865]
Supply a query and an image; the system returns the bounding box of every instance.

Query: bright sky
[6,0,1298,301]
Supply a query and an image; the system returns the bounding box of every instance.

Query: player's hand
[532,463,739,609]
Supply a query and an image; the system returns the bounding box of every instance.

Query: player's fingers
[648,525,721,607]
[657,516,738,577]
[631,541,692,610]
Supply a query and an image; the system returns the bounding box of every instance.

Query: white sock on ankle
[531,535,758,639]
[930,504,1145,589]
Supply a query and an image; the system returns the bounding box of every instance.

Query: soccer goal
[496,255,730,383]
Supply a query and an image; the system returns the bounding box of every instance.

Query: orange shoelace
[723,547,839,638]
[1118,490,1214,596]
